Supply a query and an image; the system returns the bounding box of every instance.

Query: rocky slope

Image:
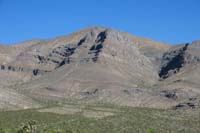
[0,27,199,110]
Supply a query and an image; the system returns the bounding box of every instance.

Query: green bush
[146,128,156,133]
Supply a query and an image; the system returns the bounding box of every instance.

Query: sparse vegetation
[0,104,199,133]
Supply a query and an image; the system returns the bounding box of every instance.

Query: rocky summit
[0,27,200,110]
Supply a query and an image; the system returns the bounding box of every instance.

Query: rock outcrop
[159,41,200,79]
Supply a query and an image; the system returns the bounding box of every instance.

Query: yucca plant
[17,120,37,133]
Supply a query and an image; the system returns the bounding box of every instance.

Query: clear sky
[0,0,199,44]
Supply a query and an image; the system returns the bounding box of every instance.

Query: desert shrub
[17,120,37,133]
[146,128,156,133]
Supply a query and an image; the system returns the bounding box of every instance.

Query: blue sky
[0,0,199,44]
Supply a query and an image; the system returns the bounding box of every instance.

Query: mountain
[0,26,199,110]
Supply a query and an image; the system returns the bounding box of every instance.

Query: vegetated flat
[0,103,199,133]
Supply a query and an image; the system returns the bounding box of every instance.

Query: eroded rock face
[159,43,189,78]
[174,99,200,109]
[159,41,200,79]
[0,65,49,76]
[160,90,178,100]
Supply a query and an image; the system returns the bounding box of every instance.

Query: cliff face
[159,41,200,79]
